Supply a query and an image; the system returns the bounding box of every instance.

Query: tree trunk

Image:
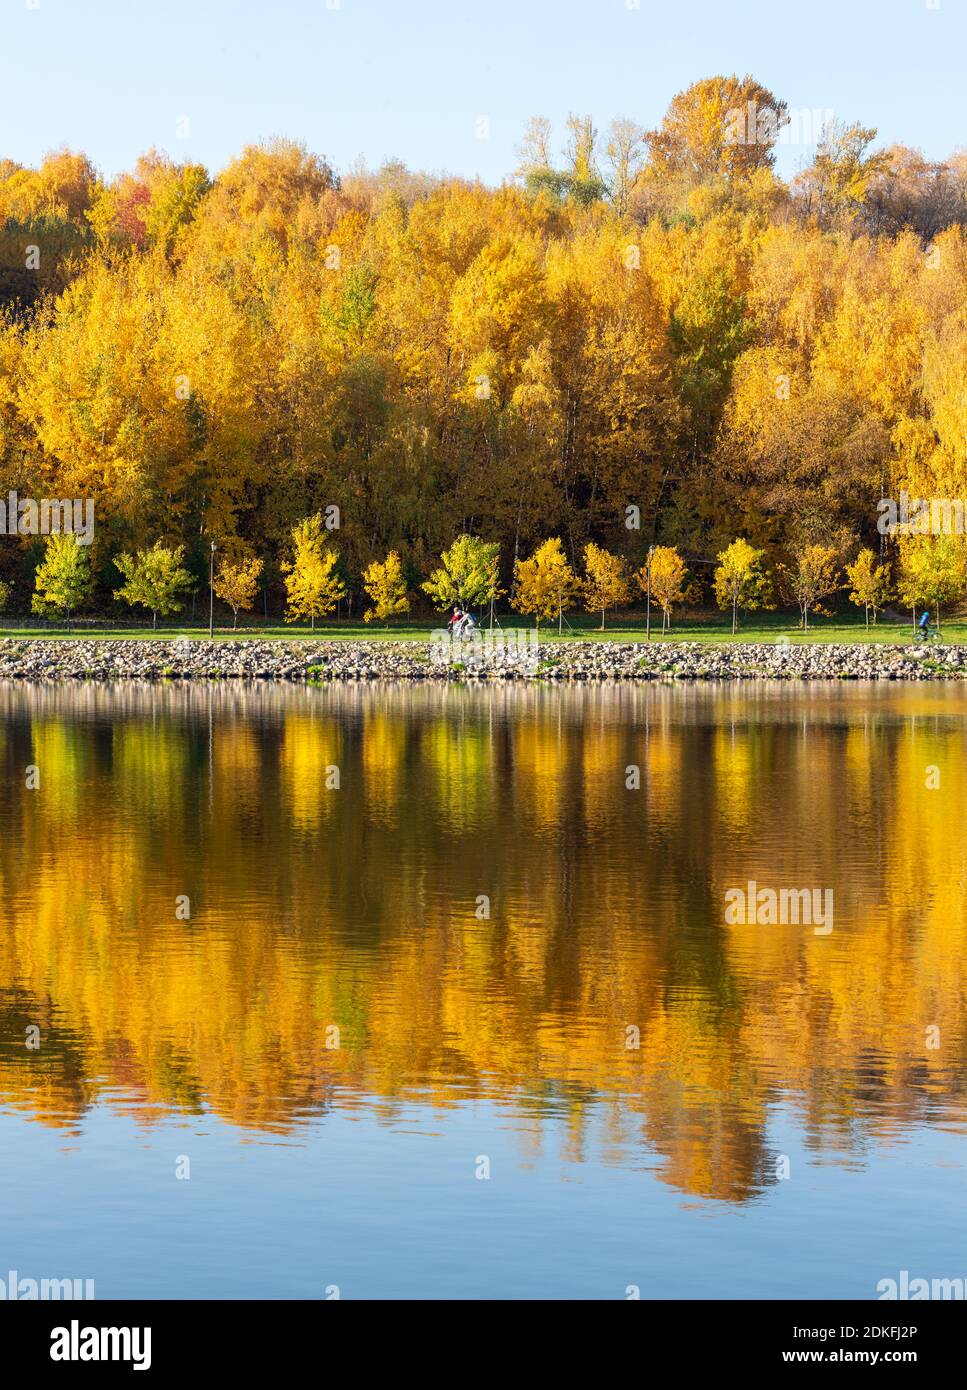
[600,608,605,631]
[233,610,238,631]
[153,610,157,631]
[732,594,737,634]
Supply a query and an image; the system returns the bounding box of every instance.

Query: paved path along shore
[1,637,965,682]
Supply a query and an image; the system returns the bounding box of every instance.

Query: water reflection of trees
[1,680,965,1202]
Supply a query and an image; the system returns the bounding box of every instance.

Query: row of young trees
[510,534,967,634]
[2,77,967,600]
[11,521,966,634]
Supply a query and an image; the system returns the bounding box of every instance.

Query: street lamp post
[645,544,654,642]
[209,539,217,640]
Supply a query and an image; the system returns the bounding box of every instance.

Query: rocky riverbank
[0,636,964,682]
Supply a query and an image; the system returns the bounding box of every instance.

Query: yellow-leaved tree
[214,554,265,630]
[779,544,839,630]
[512,537,580,630]
[114,541,193,629]
[639,546,688,634]
[582,543,630,629]
[282,515,345,630]
[422,535,502,623]
[714,538,772,633]
[31,534,94,631]
[362,551,409,624]
[845,548,891,629]
[897,536,966,638]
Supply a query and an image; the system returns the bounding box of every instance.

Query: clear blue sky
[2,0,964,182]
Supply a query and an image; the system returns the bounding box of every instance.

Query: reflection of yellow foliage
[713,726,755,837]
[213,725,262,812]
[421,720,493,833]
[362,712,406,823]
[582,727,624,834]
[1,684,966,1204]
[643,719,680,814]
[113,722,188,814]
[280,714,341,832]
[28,720,88,820]
[512,720,566,835]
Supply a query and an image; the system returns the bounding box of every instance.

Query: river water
[0,681,964,1298]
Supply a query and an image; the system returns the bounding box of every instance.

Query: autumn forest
[2,74,967,613]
